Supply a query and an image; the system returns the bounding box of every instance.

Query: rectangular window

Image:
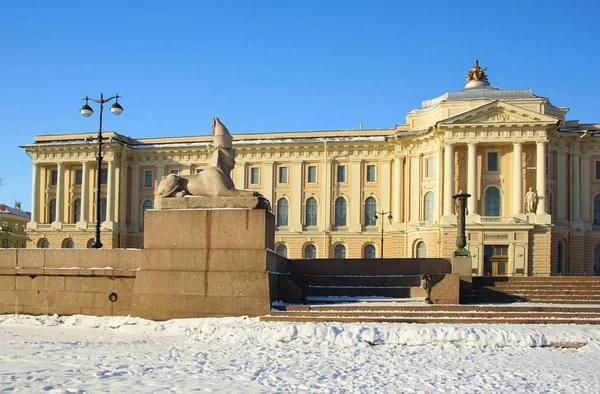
[596,161,600,180]
[366,165,376,182]
[74,169,82,185]
[307,166,317,183]
[487,152,499,172]
[99,169,108,184]
[196,168,204,174]
[425,157,435,177]
[250,167,260,184]
[144,170,153,187]
[170,169,179,175]
[50,170,57,186]
[278,166,288,184]
[336,165,346,183]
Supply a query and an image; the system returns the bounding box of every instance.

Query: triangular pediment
[438,101,559,126]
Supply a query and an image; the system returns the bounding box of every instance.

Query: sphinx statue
[156,118,268,209]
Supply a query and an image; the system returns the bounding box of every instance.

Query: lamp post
[80,94,123,249]
[374,210,393,258]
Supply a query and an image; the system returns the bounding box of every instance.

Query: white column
[556,151,567,220]
[129,165,140,232]
[393,156,403,223]
[263,162,274,211]
[29,163,40,228]
[80,161,89,224]
[467,143,478,215]
[536,142,547,215]
[350,160,362,231]
[105,160,116,223]
[513,142,523,215]
[443,143,454,216]
[321,159,332,231]
[381,159,392,221]
[290,161,303,231]
[156,165,166,188]
[55,162,65,224]
[580,154,591,222]
[572,152,581,221]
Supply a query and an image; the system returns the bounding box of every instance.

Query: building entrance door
[483,245,509,276]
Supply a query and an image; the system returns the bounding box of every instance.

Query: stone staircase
[261,276,600,324]
[302,274,424,299]
[261,300,600,325]
[462,277,600,304]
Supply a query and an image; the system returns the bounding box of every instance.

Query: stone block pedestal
[132,208,275,320]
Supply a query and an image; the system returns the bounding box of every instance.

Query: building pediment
[438,101,559,128]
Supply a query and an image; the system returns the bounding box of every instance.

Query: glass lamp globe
[110,102,123,115]
[80,104,94,117]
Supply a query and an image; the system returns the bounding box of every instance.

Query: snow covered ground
[1,314,600,393]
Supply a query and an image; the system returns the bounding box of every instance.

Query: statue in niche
[156,117,257,198]
[465,60,489,83]
[525,187,538,214]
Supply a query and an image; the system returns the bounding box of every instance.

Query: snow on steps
[261,299,600,325]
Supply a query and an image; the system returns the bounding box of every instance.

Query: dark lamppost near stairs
[374,210,393,258]
[80,94,123,248]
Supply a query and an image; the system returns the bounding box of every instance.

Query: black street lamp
[374,210,393,258]
[80,94,123,249]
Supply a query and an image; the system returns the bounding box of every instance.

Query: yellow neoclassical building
[22,62,600,276]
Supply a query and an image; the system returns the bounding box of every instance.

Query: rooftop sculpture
[465,60,489,83]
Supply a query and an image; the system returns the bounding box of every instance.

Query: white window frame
[336,165,346,183]
[144,170,153,188]
[250,167,260,185]
[425,157,435,178]
[278,166,288,184]
[486,150,500,173]
[366,164,376,183]
[307,165,317,184]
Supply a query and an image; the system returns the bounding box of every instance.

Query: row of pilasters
[442,141,547,218]
[28,161,117,229]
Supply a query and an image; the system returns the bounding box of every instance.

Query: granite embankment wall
[0,209,461,319]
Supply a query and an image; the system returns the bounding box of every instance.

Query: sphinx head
[212,117,233,149]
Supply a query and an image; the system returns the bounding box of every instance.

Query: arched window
[364,197,377,226]
[363,244,376,259]
[73,198,81,223]
[594,195,600,225]
[276,198,289,227]
[334,197,347,227]
[275,244,288,258]
[87,238,95,248]
[141,199,153,229]
[304,244,316,259]
[557,241,564,275]
[63,239,75,249]
[484,187,501,216]
[99,198,107,222]
[48,199,56,223]
[333,244,346,259]
[594,244,600,275]
[305,197,317,226]
[416,241,427,258]
[424,192,435,221]
[38,239,50,249]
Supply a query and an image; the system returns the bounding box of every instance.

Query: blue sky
[1,0,599,210]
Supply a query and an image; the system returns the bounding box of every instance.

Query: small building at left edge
[0,203,31,248]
